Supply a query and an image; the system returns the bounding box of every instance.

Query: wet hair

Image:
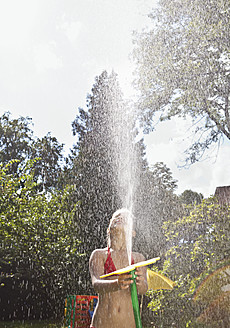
[107,208,134,247]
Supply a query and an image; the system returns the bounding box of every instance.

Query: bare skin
[89,212,148,328]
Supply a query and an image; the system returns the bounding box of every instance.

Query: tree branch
[203,101,230,140]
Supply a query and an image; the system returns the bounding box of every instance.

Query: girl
[89,209,148,328]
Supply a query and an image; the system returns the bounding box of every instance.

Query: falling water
[124,208,134,266]
[116,130,136,266]
[107,76,138,265]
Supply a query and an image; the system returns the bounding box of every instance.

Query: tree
[133,162,183,259]
[147,197,230,327]
[179,189,204,205]
[0,112,64,190]
[0,112,33,172]
[133,0,230,165]
[69,71,146,291]
[32,133,64,190]
[0,160,83,319]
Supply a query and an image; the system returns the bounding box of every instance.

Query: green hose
[130,269,142,328]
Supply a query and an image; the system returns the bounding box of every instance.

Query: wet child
[89,209,148,328]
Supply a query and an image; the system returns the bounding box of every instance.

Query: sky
[0,0,229,198]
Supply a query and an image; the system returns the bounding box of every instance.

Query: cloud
[59,20,82,44]
[33,42,63,73]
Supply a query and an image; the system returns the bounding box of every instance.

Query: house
[214,186,230,205]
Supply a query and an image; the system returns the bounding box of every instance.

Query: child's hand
[135,267,145,286]
[117,273,133,289]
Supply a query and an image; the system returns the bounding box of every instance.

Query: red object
[104,247,116,274]
[74,295,98,328]
[104,247,134,274]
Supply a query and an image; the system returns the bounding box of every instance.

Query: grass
[0,320,150,328]
[0,320,64,328]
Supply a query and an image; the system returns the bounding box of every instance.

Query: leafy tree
[0,160,83,319]
[133,0,230,165]
[134,162,183,259]
[32,133,64,190]
[147,198,230,327]
[180,189,204,205]
[0,112,64,190]
[69,71,146,291]
[0,112,33,172]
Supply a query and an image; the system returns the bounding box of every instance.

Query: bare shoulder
[132,251,146,263]
[89,248,107,278]
[89,248,107,263]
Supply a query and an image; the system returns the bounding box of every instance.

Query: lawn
[0,321,150,328]
[0,320,64,328]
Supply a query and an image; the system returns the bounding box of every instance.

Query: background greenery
[0,320,63,328]
[1,0,230,326]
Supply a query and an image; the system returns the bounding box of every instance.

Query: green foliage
[70,71,124,239]
[0,112,33,170]
[150,162,178,192]
[0,112,64,191]
[68,70,148,291]
[31,133,65,190]
[0,320,63,328]
[133,0,230,165]
[147,198,230,327]
[0,160,83,319]
[134,162,183,258]
[179,190,204,205]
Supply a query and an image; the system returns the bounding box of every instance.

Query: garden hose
[130,269,142,328]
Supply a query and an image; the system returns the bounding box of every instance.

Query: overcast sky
[0,0,229,197]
